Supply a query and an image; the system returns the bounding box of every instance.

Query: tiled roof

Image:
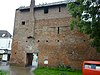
[0,30,12,38]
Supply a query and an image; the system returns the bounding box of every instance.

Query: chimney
[30,0,35,16]
[29,0,35,38]
[30,0,35,8]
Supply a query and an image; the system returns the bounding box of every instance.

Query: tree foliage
[68,0,100,52]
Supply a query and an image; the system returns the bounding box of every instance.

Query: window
[91,64,96,69]
[58,27,59,34]
[57,40,59,42]
[8,41,10,48]
[84,64,100,70]
[22,21,25,25]
[59,7,61,12]
[2,34,5,37]
[84,64,91,69]
[37,40,40,42]
[83,40,86,42]
[46,40,48,42]
[96,65,100,70]
[44,7,48,14]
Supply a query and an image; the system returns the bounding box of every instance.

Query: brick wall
[35,17,98,69]
[10,3,100,69]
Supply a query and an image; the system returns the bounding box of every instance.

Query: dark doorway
[26,53,33,66]
[0,54,3,61]
[7,54,10,61]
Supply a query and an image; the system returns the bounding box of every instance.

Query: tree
[68,0,100,52]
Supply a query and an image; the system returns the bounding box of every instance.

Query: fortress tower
[10,0,35,66]
[10,0,100,69]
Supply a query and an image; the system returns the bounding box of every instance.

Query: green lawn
[34,67,82,75]
[0,70,7,75]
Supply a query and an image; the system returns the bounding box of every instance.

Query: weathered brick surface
[35,18,99,69]
[34,5,70,20]
[10,1,35,66]
[10,1,100,69]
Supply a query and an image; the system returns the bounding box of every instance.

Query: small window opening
[27,36,33,39]
[83,40,86,42]
[22,21,25,25]
[44,7,48,14]
[15,52,16,54]
[46,40,48,42]
[59,7,61,12]
[57,40,59,42]
[2,34,6,37]
[38,40,40,42]
[8,41,10,48]
[58,27,59,34]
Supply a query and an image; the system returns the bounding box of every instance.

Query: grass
[34,67,82,75]
[0,70,7,75]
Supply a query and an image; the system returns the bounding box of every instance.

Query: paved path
[0,62,36,75]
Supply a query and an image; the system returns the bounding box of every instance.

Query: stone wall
[10,2,100,69]
[10,7,35,66]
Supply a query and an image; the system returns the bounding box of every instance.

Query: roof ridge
[18,1,66,10]
[35,1,66,7]
[18,0,75,10]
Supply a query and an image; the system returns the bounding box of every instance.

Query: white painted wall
[0,38,12,50]
[0,50,5,53]
[2,54,7,61]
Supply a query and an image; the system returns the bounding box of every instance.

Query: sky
[0,0,64,35]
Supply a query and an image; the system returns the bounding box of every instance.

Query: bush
[0,70,6,75]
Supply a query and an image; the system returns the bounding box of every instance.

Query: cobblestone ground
[0,62,36,75]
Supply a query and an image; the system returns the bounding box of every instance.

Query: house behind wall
[0,30,12,61]
[10,0,100,69]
